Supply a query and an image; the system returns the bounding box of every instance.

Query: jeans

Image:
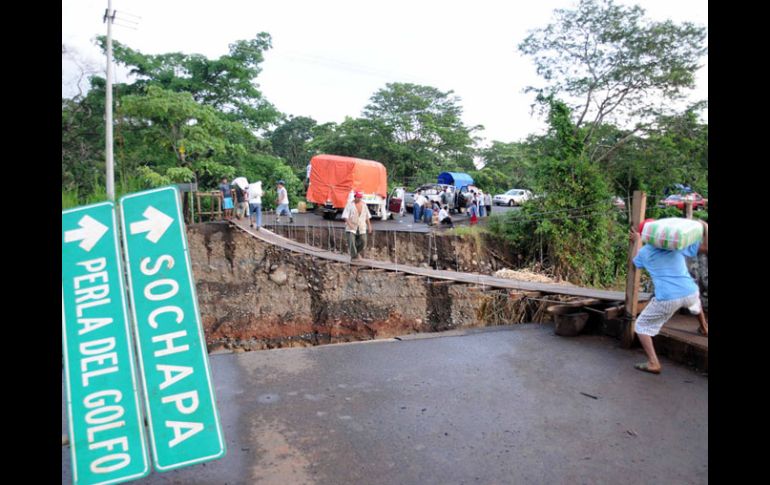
[277,204,292,218]
[413,204,422,222]
[347,230,367,258]
[249,203,262,227]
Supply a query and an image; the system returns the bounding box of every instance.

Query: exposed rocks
[268,268,288,285]
[186,223,589,354]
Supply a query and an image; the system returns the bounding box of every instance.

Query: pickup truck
[402,184,459,213]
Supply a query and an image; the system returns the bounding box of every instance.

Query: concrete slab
[62,324,707,484]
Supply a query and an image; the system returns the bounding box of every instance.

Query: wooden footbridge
[228,202,707,372]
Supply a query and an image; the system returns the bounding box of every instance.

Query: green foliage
[311,83,481,185]
[467,168,513,197]
[195,160,236,188]
[269,116,317,170]
[136,166,172,187]
[165,167,196,182]
[693,210,708,222]
[479,141,536,189]
[647,205,686,220]
[601,104,708,199]
[238,153,303,209]
[519,0,708,160]
[488,98,626,287]
[101,33,280,129]
[63,36,301,208]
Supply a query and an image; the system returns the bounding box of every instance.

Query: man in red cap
[630,217,708,374]
[341,191,373,260]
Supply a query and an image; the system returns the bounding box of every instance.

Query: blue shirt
[219,183,232,199]
[633,242,700,301]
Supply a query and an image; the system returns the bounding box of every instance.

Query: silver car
[493,189,532,206]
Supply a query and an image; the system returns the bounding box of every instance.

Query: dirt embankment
[269,225,526,274]
[188,224,557,352]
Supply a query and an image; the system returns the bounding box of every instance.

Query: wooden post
[622,190,646,348]
[196,193,202,223]
[684,200,693,219]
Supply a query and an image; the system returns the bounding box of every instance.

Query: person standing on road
[468,190,479,224]
[422,198,434,225]
[484,192,492,216]
[342,191,373,260]
[248,181,263,229]
[630,218,709,374]
[395,187,406,217]
[477,190,487,217]
[219,177,234,220]
[275,180,294,224]
[414,190,425,223]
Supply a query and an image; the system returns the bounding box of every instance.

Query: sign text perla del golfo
[62,202,150,485]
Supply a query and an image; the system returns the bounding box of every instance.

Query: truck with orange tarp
[306,154,391,220]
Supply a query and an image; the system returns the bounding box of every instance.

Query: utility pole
[104,1,115,201]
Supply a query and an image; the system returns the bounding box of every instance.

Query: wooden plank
[622,191,646,348]
[230,220,651,303]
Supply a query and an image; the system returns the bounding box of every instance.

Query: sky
[62,0,708,145]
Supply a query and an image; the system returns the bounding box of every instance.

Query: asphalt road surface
[62,324,707,485]
[241,204,520,233]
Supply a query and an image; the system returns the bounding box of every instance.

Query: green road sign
[62,202,150,485]
[119,186,226,471]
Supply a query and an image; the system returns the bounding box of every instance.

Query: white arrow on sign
[64,215,109,252]
[130,206,174,243]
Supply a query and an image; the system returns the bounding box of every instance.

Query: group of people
[463,189,492,225]
[411,190,454,227]
[218,178,294,229]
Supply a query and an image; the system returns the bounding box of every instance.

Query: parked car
[493,189,533,206]
[658,192,707,211]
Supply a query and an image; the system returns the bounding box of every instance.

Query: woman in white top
[247,181,263,229]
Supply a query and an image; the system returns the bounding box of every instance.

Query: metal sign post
[119,186,226,471]
[62,202,150,485]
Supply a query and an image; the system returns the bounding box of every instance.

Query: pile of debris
[492,268,571,285]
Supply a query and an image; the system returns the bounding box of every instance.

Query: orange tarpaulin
[306,154,388,209]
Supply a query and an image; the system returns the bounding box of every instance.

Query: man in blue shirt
[630,218,708,374]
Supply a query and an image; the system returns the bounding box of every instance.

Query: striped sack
[641,217,703,250]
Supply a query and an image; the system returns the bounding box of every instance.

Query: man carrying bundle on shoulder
[630,217,708,375]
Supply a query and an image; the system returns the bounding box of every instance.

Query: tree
[478,141,536,189]
[269,116,318,170]
[101,33,280,130]
[63,35,299,207]
[519,0,707,162]
[363,83,481,178]
[489,97,625,287]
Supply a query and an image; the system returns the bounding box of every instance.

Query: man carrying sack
[630,218,708,374]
